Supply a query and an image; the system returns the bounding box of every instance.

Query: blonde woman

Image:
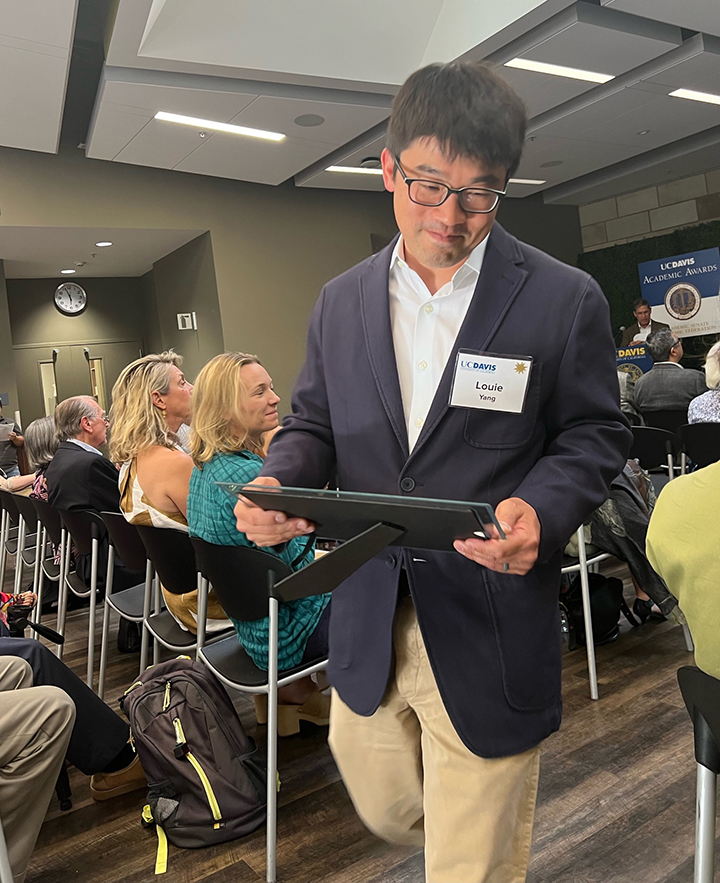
[109,351,229,633]
[187,352,330,735]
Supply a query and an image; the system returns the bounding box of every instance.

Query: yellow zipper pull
[162,682,171,711]
[129,731,136,754]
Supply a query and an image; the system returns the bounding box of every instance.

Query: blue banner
[617,344,653,379]
[638,247,720,338]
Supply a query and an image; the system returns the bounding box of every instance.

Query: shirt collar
[391,233,489,285]
[655,361,684,368]
[68,438,103,455]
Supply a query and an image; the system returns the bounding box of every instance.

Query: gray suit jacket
[634,363,708,414]
[261,224,630,758]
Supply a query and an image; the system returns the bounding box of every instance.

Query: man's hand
[453,497,541,575]
[234,476,315,546]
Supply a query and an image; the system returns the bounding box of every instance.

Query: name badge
[449,350,533,413]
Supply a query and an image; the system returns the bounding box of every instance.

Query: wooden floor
[3,559,705,883]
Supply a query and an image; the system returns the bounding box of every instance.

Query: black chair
[56,509,106,685]
[10,493,53,623]
[630,426,681,493]
[677,666,720,883]
[95,512,154,699]
[677,423,720,472]
[134,524,232,658]
[643,409,688,434]
[31,497,63,584]
[0,489,36,593]
[191,526,400,883]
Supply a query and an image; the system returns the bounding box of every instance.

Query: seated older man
[45,396,142,600]
[634,329,707,416]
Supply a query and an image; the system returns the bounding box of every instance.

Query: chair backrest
[190,537,292,622]
[677,666,720,773]
[58,508,105,557]
[630,426,680,470]
[99,511,149,574]
[643,409,688,433]
[135,524,197,595]
[30,497,63,547]
[0,489,19,525]
[677,423,720,470]
[11,492,40,532]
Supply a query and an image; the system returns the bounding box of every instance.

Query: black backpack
[120,657,266,874]
[562,573,638,647]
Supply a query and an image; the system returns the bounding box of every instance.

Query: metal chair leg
[577,527,599,701]
[87,537,99,689]
[33,527,47,628]
[97,545,115,699]
[0,813,14,883]
[266,589,279,883]
[12,518,25,595]
[56,528,70,657]
[0,508,7,588]
[139,560,153,675]
[694,763,716,883]
[683,622,695,653]
[153,574,161,665]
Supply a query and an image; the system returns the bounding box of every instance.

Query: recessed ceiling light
[154,111,285,141]
[669,88,720,106]
[508,178,546,185]
[505,58,614,84]
[95,241,112,247]
[637,130,650,135]
[540,160,564,168]
[61,269,76,274]
[294,114,325,127]
[326,165,384,175]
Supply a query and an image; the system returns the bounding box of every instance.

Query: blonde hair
[109,351,183,462]
[705,341,720,389]
[189,352,262,466]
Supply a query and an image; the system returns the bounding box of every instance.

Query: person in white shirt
[620,298,670,347]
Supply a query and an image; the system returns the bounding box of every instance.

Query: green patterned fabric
[187,450,329,670]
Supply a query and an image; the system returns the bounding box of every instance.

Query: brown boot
[90,754,146,801]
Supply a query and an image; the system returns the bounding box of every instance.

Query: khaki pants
[0,656,75,883]
[329,597,541,883]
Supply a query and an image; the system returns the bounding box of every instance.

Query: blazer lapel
[410,224,529,458]
[359,236,409,456]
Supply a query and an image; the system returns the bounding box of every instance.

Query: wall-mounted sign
[177,312,197,330]
[617,344,652,379]
[638,247,720,338]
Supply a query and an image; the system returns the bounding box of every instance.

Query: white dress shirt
[389,235,488,451]
[633,324,652,343]
[68,438,102,455]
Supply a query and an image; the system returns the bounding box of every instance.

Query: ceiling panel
[229,97,389,147]
[114,118,218,169]
[295,134,387,190]
[602,0,720,39]
[175,131,337,185]
[0,0,77,153]
[498,66,598,117]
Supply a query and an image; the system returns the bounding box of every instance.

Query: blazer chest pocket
[463,364,542,450]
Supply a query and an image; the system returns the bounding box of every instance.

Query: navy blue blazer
[262,224,631,758]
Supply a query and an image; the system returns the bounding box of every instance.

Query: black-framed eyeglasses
[393,156,505,214]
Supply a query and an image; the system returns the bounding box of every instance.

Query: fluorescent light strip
[326,165,383,175]
[154,111,285,141]
[505,57,614,84]
[669,88,720,106]
[508,178,546,185]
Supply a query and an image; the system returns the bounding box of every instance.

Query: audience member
[0,655,74,883]
[0,399,24,479]
[45,396,139,595]
[188,352,330,734]
[620,298,669,346]
[647,460,720,679]
[634,329,707,415]
[617,369,641,425]
[688,340,720,423]
[25,415,60,500]
[110,351,229,634]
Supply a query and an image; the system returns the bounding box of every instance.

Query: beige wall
[0,145,398,404]
[580,168,720,252]
[0,262,19,412]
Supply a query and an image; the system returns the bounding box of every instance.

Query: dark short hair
[632,298,650,311]
[386,61,527,179]
[646,329,678,363]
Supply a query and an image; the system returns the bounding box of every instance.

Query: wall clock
[54,282,87,315]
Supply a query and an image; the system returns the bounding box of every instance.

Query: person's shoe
[276,690,331,737]
[633,597,656,624]
[90,754,146,801]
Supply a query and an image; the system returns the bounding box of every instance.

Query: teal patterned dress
[187,450,329,670]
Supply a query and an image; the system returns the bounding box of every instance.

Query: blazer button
[400,477,415,492]
[386,554,396,568]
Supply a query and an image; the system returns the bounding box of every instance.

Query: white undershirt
[389,235,488,451]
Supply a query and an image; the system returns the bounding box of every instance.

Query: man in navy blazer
[236,62,630,882]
